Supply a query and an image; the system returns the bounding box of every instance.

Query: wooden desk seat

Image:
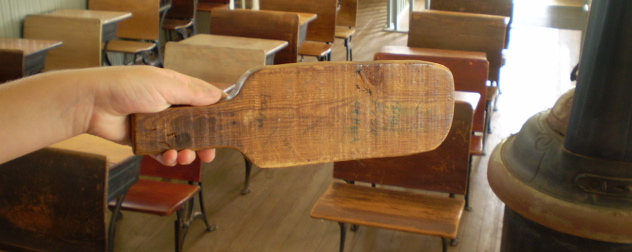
[260,0,337,61]
[103,40,158,65]
[162,0,199,41]
[210,9,300,65]
[374,45,489,155]
[107,156,215,252]
[298,41,332,61]
[311,92,479,252]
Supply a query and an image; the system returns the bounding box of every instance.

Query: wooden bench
[311,91,479,252]
[374,45,489,155]
[209,8,300,65]
[259,0,338,61]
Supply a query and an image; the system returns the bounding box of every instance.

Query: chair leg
[465,157,473,211]
[107,192,128,252]
[339,222,347,252]
[441,237,448,252]
[175,208,185,252]
[242,157,252,195]
[197,184,217,232]
[344,36,353,61]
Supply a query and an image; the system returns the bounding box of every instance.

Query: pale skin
[0,66,224,166]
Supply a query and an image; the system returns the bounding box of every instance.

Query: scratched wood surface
[131,61,455,168]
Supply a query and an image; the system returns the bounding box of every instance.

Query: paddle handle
[131,101,240,155]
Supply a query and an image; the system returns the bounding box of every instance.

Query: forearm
[0,69,95,164]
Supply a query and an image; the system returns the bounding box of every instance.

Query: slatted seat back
[333,98,475,195]
[210,8,300,64]
[259,0,337,43]
[408,10,508,84]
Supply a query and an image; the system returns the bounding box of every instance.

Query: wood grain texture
[311,181,465,238]
[333,95,476,195]
[23,14,102,70]
[0,148,108,252]
[89,0,160,40]
[132,61,455,168]
[374,45,488,133]
[164,34,287,84]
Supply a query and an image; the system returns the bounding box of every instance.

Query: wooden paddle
[131,61,455,168]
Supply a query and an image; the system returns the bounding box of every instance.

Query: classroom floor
[112,0,587,251]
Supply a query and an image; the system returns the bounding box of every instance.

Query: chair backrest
[430,0,513,19]
[333,94,476,195]
[374,46,488,133]
[408,10,508,83]
[140,155,203,183]
[0,49,24,83]
[429,0,513,48]
[89,0,161,40]
[210,8,300,64]
[167,0,198,19]
[259,0,337,43]
[337,0,358,27]
[0,148,108,252]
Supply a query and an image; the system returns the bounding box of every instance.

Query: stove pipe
[487,0,632,251]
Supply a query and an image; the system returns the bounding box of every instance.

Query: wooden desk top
[44,9,132,24]
[50,134,135,166]
[297,12,317,25]
[0,38,62,55]
[180,34,288,56]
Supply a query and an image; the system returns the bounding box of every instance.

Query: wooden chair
[108,156,216,252]
[163,0,199,41]
[259,0,338,61]
[89,0,168,66]
[311,92,478,252]
[408,10,509,89]
[335,0,358,61]
[209,8,300,65]
[374,45,489,155]
[429,0,514,48]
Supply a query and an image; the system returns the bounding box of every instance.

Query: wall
[0,0,87,38]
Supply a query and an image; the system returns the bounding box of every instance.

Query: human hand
[82,66,224,165]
